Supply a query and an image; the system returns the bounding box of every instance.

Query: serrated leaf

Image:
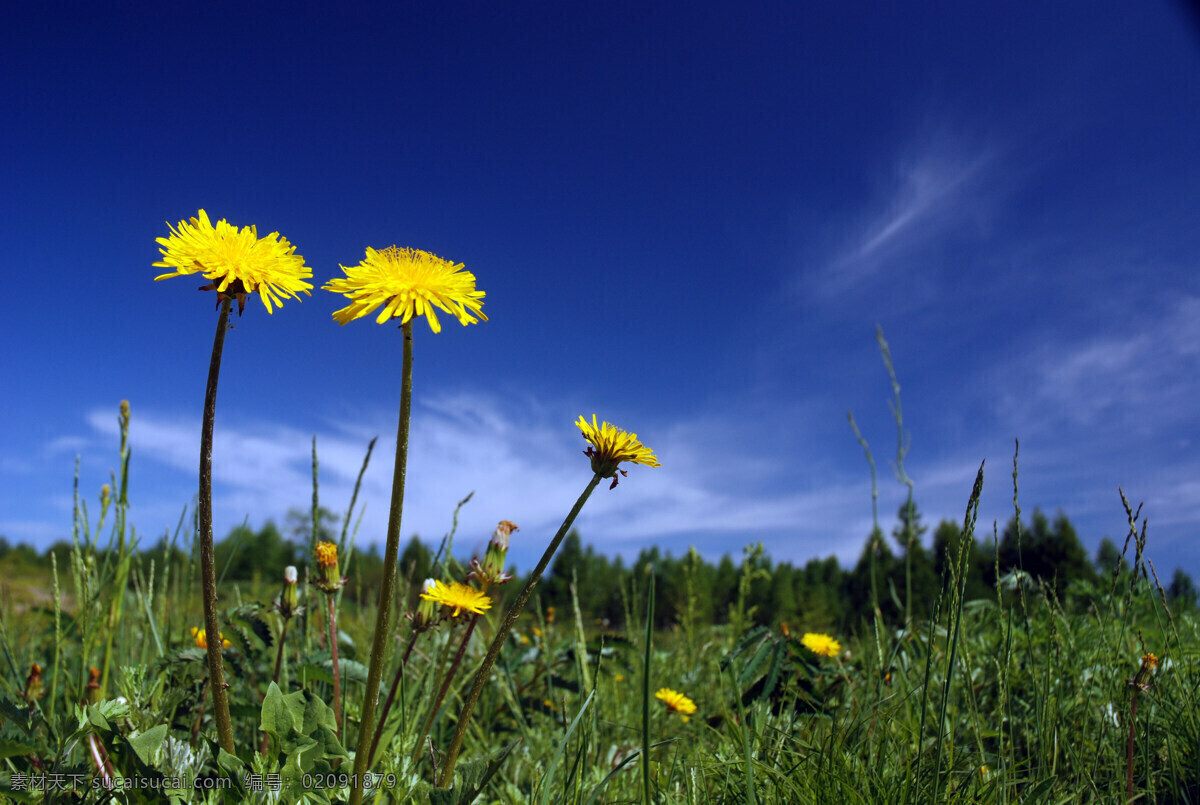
[128,724,168,765]
[721,626,770,671]
[758,641,786,702]
[325,658,368,684]
[738,638,774,688]
[0,739,37,759]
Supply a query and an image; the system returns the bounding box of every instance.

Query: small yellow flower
[419,580,492,618]
[324,246,487,333]
[314,541,344,593]
[154,210,312,314]
[614,673,626,683]
[575,415,661,488]
[801,632,841,658]
[191,626,231,650]
[655,687,697,716]
[532,626,543,638]
[1142,652,1158,672]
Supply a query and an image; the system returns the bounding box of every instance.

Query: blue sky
[3,1,1199,581]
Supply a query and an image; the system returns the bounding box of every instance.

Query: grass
[0,409,1195,804]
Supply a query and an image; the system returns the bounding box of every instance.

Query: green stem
[329,594,342,735]
[438,474,602,788]
[349,321,414,805]
[199,297,235,754]
[369,628,420,767]
[415,614,480,762]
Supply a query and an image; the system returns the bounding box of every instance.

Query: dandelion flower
[420,580,492,618]
[801,632,841,658]
[324,246,487,333]
[655,687,697,716]
[575,415,661,488]
[154,210,312,314]
[191,626,231,650]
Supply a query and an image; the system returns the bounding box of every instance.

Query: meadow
[1,221,1196,804]
[0,400,1196,805]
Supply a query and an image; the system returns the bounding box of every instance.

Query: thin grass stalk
[198,297,235,753]
[349,320,414,805]
[369,628,420,766]
[932,461,984,804]
[641,570,655,805]
[438,473,602,788]
[415,613,480,758]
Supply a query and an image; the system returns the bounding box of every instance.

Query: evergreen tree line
[4,501,1196,631]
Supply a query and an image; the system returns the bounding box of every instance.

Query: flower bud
[24,663,43,702]
[277,565,300,619]
[315,541,344,593]
[473,520,517,587]
[413,578,438,630]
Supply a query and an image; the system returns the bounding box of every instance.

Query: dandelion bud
[315,541,344,593]
[277,565,300,619]
[473,520,517,587]
[100,484,111,507]
[413,578,438,630]
[119,400,130,428]
[24,663,43,702]
[1132,651,1159,691]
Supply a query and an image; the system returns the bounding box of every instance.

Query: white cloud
[814,132,1000,296]
[75,395,896,568]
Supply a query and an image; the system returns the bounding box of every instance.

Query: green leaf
[721,625,769,671]
[758,641,786,702]
[128,724,168,765]
[0,740,37,759]
[738,638,774,688]
[327,658,368,684]
[261,682,293,739]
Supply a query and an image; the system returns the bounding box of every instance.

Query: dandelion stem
[329,594,343,735]
[369,628,420,767]
[416,613,480,763]
[198,297,235,754]
[438,474,602,788]
[349,320,414,805]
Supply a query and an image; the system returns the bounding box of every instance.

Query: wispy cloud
[815,133,1000,296]
[75,395,898,567]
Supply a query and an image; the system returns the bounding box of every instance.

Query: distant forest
[4,501,1196,632]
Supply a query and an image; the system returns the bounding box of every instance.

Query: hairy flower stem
[414,615,480,764]
[349,321,414,805]
[329,594,343,735]
[438,474,602,788]
[1127,688,1139,803]
[199,298,235,754]
[368,629,420,767]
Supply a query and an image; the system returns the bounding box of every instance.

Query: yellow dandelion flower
[575,415,661,488]
[154,209,312,314]
[1142,652,1158,672]
[191,626,231,650]
[655,687,697,716]
[801,632,841,658]
[316,541,338,568]
[323,246,487,333]
[419,580,492,618]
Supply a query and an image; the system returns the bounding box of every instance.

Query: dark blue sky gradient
[3,1,1199,580]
